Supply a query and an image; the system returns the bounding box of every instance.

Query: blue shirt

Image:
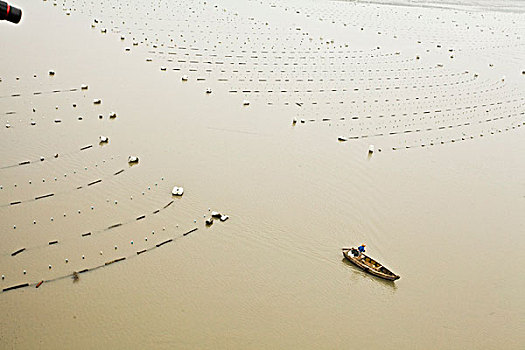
[358,245,365,253]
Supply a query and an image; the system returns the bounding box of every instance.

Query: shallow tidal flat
[0,0,524,348]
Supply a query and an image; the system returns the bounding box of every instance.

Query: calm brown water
[1,0,524,348]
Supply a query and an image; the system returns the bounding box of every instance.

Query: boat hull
[342,249,400,281]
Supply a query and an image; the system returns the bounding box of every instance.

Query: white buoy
[172,186,184,196]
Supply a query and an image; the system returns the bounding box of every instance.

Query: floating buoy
[128,156,139,164]
[172,186,184,196]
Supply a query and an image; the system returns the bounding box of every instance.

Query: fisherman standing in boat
[358,244,366,254]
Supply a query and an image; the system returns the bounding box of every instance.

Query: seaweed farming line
[0,227,199,294]
[0,155,120,193]
[338,109,525,141]
[391,119,525,150]
[0,86,86,99]
[0,163,129,208]
[0,140,106,170]
[5,199,176,258]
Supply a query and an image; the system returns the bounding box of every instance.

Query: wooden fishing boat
[342,248,400,281]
